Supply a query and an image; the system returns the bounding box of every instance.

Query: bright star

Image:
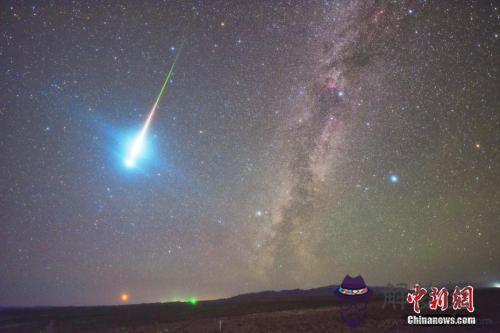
[390,175,399,183]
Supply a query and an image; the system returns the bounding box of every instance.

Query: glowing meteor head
[125,158,136,168]
[124,132,147,169]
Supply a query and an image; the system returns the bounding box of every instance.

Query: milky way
[254,1,499,288]
[0,1,498,306]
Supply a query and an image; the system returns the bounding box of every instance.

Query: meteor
[124,45,183,169]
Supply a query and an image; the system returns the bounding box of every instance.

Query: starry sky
[1,1,499,306]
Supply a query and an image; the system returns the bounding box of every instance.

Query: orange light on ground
[120,293,129,302]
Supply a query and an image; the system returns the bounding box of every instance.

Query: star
[389,174,399,183]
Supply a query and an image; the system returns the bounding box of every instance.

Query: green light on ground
[187,297,197,305]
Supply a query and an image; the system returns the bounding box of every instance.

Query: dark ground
[0,288,498,332]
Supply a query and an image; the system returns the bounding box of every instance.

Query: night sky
[1,1,499,306]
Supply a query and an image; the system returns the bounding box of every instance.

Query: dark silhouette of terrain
[1,285,498,332]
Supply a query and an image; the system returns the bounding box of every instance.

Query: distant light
[390,175,399,183]
[170,46,176,52]
[338,90,344,97]
[220,21,225,27]
[120,293,129,302]
[256,210,263,217]
[493,282,500,288]
[187,297,197,305]
[408,9,414,15]
[475,143,481,149]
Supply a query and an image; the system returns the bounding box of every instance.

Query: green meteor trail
[124,44,184,169]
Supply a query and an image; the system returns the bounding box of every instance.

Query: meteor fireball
[124,45,183,169]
